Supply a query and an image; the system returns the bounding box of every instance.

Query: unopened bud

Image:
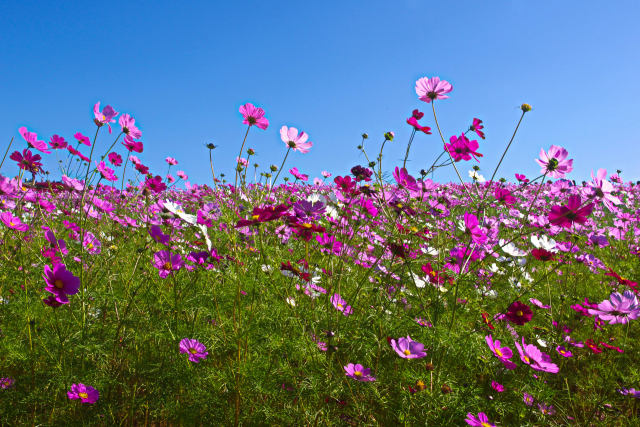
[521,103,532,113]
[362,133,368,139]
[384,131,395,141]
[270,165,278,172]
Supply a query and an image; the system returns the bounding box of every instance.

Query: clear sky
[1,0,639,186]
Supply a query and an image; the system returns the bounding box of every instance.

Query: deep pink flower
[145,175,167,193]
[515,173,529,183]
[549,195,594,229]
[505,301,533,325]
[462,212,487,245]
[93,102,118,133]
[393,167,419,193]
[239,103,269,130]
[67,383,99,404]
[179,338,208,363]
[535,145,573,178]
[119,114,142,139]
[96,161,117,182]
[514,337,559,373]
[556,345,573,357]
[43,264,80,304]
[406,115,432,134]
[470,118,485,139]
[108,152,123,166]
[74,132,91,146]
[344,363,376,382]
[49,135,68,149]
[465,412,495,427]
[153,250,183,278]
[415,76,453,102]
[280,126,312,153]
[331,293,353,316]
[10,149,42,174]
[122,135,144,153]
[18,126,50,153]
[485,335,517,369]
[1,211,29,232]
[289,167,309,181]
[494,188,516,206]
[390,335,427,359]
[445,134,482,162]
[491,381,505,392]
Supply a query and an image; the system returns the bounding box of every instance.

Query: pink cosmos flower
[588,169,621,211]
[239,103,269,130]
[145,175,167,193]
[18,126,50,153]
[179,338,208,363]
[177,170,188,180]
[108,152,123,166]
[587,291,640,324]
[74,132,91,146]
[514,337,559,373]
[289,167,309,181]
[535,145,573,178]
[465,412,495,427]
[556,345,573,357]
[43,263,80,304]
[1,211,29,231]
[10,149,42,174]
[470,118,485,139]
[321,170,332,178]
[331,293,353,316]
[529,298,551,309]
[445,134,482,162]
[49,135,68,149]
[548,195,594,229]
[122,135,144,153]
[494,188,516,206]
[96,161,117,182]
[485,335,517,369]
[280,126,312,154]
[406,113,432,134]
[67,383,99,404]
[93,102,118,133]
[463,212,487,244]
[393,167,419,193]
[165,157,178,165]
[390,335,427,359]
[415,76,453,102]
[344,363,376,382]
[119,113,142,139]
[491,381,505,392]
[153,250,183,278]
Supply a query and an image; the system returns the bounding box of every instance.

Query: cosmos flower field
[1,77,639,425]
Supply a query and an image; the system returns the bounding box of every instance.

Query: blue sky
[1,0,639,186]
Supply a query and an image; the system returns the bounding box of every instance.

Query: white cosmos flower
[468,170,486,182]
[500,239,527,257]
[531,235,557,252]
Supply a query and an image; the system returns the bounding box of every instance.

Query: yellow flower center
[337,303,343,309]
[54,279,64,289]
[495,348,502,357]
[517,310,523,316]
[9,221,14,226]
[189,348,198,354]
[164,262,172,270]
[354,370,362,377]
[78,392,88,399]
[302,223,312,229]
[482,423,492,427]
[251,214,259,220]
[87,243,93,249]
[524,356,530,363]
[403,349,411,356]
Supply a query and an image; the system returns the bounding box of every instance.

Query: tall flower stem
[431,102,476,203]
[209,148,219,191]
[402,129,417,169]
[524,174,547,218]
[270,147,291,188]
[0,137,14,170]
[234,126,251,191]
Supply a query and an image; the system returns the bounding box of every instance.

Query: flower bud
[521,103,532,113]
[384,131,395,141]
[362,133,368,139]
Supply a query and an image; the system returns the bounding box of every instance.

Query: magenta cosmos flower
[239,103,269,130]
[588,290,640,324]
[93,102,118,133]
[18,126,50,154]
[505,301,533,325]
[1,211,29,232]
[153,250,184,278]
[465,412,495,427]
[179,338,208,363]
[280,126,312,154]
[119,113,142,139]
[549,195,594,229]
[535,145,573,178]
[344,363,376,382]
[67,383,99,404]
[415,76,453,102]
[10,149,42,174]
[485,335,517,370]
[514,337,559,374]
[96,161,117,182]
[43,264,80,304]
[330,293,353,316]
[390,335,427,359]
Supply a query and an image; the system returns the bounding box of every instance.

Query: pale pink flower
[280,126,312,154]
[415,76,453,103]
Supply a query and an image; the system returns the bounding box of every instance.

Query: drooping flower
[465,412,495,427]
[470,118,485,139]
[535,145,573,178]
[67,383,99,404]
[415,76,453,102]
[549,195,594,229]
[390,335,427,359]
[330,293,353,316]
[485,335,517,369]
[587,291,640,324]
[122,135,144,153]
[179,338,208,363]
[18,126,50,153]
[42,264,80,304]
[280,126,312,153]
[406,112,432,134]
[239,103,269,130]
[505,301,533,325]
[344,363,376,382]
[119,114,142,139]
